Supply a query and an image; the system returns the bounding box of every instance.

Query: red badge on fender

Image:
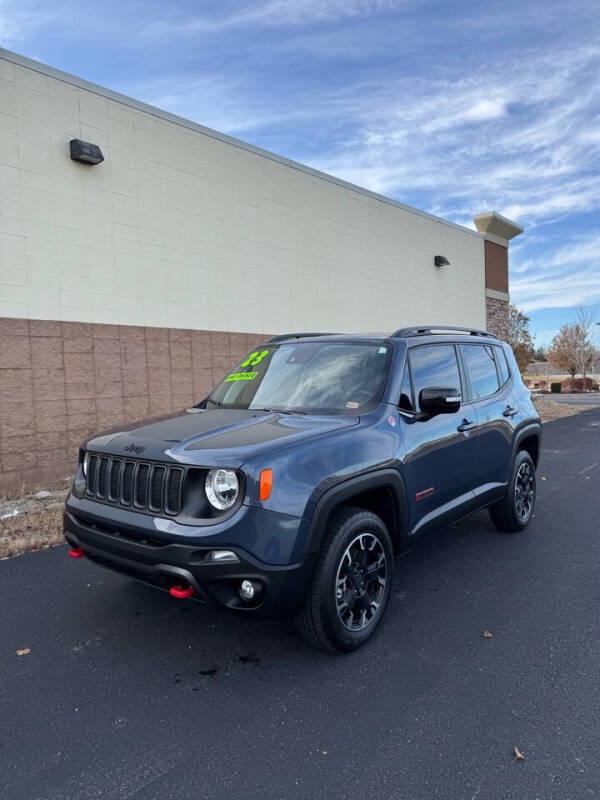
[388,415,396,427]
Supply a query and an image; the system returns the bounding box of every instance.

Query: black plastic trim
[302,467,409,557]
[64,510,315,618]
[512,421,542,467]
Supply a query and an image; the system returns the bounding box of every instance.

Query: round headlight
[205,469,239,511]
[82,451,90,476]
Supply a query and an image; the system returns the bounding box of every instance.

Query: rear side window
[461,345,500,400]
[495,346,511,385]
[409,345,461,411]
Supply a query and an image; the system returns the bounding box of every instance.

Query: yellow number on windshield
[240,349,269,368]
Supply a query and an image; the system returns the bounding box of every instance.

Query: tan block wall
[0,318,269,494]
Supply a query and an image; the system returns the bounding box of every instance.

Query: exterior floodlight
[70,139,104,165]
[434,255,450,267]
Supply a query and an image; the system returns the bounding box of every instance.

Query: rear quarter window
[460,344,500,400]
[495,347,511,385]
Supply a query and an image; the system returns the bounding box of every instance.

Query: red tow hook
[170,584,195,599]
[68,547,85,559]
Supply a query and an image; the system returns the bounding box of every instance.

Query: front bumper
[63,503,315,618]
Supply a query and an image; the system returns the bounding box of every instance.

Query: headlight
[82,451,90,476]
[205,469,239,511]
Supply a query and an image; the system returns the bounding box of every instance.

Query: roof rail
[392,325,498,339]
[268,332,339,343]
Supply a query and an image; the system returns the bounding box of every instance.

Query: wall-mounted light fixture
[434,255,450,267]
[70,139,104,165]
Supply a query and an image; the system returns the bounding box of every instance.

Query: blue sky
[2,0,599,346]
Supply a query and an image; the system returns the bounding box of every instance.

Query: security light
[434,255,450,267]
[69,139,104,165]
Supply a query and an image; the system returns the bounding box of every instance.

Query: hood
[85,408,359,467]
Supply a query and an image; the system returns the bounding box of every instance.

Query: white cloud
[144,0,408,36]
[239,0,405,25]
[0,0,53,43]
[301,43,600,227]
[462,97,508,122]
[511,233,600,312]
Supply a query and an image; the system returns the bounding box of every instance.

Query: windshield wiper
[252,407,301,415]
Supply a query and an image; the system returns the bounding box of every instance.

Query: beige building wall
[1,50,486,335]
[0,49,496,492]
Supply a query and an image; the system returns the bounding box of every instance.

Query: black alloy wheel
[335,533,387,632]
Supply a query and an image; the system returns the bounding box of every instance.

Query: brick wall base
[0,319,270,495]
[485,296,509,338]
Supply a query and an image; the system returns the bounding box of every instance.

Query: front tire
[295,507,394,652]
[488,450,536,532]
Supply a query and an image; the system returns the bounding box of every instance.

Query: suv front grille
[166,468,184,515]
[85,455,184,516]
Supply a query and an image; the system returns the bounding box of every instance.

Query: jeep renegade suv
[64,326,541,652]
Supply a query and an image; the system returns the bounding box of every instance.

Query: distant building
[526,360,559,377]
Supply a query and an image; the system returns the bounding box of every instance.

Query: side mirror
[418,387,461,416]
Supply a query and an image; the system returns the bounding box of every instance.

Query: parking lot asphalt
[2,409,599,800]
[541,391,600,406]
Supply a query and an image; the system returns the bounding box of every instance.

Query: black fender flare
[300,467,410,558]
[512,421,542,468]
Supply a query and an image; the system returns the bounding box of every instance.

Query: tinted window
[495,347,510,385]
[461,345,500,400]
[409,345,461,411]
[399,366,413,411]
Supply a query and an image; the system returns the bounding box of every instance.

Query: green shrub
[550,382,562,393]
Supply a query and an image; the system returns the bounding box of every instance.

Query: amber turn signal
[259,468,273,501]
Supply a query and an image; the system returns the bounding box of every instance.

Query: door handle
[457,419,477,432]
[502,405,518,417]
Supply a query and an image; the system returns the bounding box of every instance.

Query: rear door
[399,343,478,533]
[458,343,515,500]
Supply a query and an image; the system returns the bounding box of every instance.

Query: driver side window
[409,345,462,412]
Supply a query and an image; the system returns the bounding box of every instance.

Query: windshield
[206,341,391,414]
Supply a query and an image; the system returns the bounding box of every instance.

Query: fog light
[239,580,256,601]
[207,550,239,562]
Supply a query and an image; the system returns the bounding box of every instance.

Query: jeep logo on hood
[124,443,146,454]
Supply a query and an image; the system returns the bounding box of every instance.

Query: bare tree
[548,306,599,386]
[548,325,579,378]
[574,306,598,385]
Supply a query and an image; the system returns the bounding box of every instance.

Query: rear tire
[488,450,536,532]
[295,507,394,653]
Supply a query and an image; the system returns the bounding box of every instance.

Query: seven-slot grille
[85,455,183,515]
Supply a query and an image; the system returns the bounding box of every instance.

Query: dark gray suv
[65,325,541,652]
